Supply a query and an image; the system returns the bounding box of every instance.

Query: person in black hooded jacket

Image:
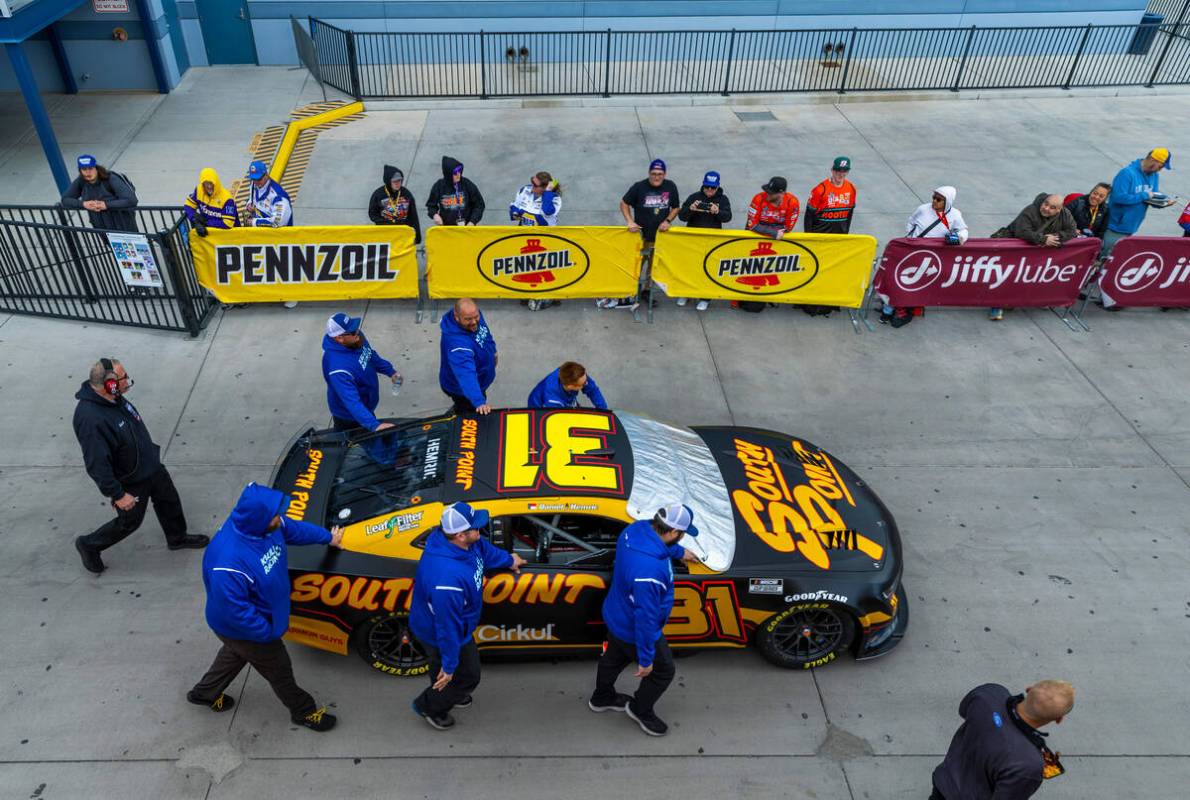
[426,156,485,226]
[71,358,207,574]
[368,165,421,243]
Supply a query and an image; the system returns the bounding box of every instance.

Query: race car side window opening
[490,513,619,568]
[327,420,451,523]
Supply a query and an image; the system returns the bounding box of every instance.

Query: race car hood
[693,426,898,574]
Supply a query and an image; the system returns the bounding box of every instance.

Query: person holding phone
[676,171,732,311]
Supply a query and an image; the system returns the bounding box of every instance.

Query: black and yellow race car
[272,408,907,676]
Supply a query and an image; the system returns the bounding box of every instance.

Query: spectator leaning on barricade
[528,361,608,410]
[739,177,800,313]
[883,186,969,329]
[369,165,421,244]
[604,158,680,310]
[439,298,498,415]
[409,502,525,731]
[72,358,208,574]
[1102,147,1173,260]
[188,483,344,732]
[243,161,293,228]
[184,168,238,235]
[510,170,564,311]
[1066,183,1110,239]
[805,156,857,235]
[931,680,1075,800]
[322,312,402,433]
[986,193,1077,321]
[427,156,485,227]
[675,170,732,311]
[60,154,139,232]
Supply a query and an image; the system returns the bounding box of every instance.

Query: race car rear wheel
[352,612,430,677]
[756,603,856,670]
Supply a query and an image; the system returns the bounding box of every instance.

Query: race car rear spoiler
[271,425,350,529]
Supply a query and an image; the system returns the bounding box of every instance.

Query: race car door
[476,510,618,653]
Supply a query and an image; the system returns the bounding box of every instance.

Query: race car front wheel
[352,612,430,677]
[757,603,856,670]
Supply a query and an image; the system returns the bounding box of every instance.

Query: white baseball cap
[656,503,699,536]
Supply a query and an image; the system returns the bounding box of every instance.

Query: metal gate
[0,206,218,337]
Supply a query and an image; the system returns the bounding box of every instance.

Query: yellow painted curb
[269,100,365,182]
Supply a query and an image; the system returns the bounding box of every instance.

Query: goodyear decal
[286,448,323,521]
[215,243,395,285]
[703,237,820,295]
[477,233,591,293]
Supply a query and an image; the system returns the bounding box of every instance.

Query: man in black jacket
[932,680,1075,800]
[368,165,421,243]
[674,170,732,311]
[426,156,485,227]
[60,154,139,232]
[72,358,207,573]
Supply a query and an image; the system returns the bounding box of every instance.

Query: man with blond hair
[931,680,1075,799]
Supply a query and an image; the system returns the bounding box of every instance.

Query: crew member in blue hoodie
[438,298,498,415]
[322,312,402,432]
[409,502,525,730]
[1103,147,1173,259]
[589,503,699,737]
[188,483,344,731]
[527,361,608,410]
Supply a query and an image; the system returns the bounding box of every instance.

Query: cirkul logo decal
[1111,251,1164,294]
[701,237,820,295]
[476,233,591,294]
[892,250,944,292]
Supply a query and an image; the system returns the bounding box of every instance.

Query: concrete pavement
[1,68,1189,798]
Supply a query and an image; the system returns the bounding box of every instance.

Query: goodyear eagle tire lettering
[756,602,856,670]
[351,612,430,678]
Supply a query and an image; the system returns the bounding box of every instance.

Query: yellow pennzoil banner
[652,228,878,308]
[425,226,641,300]
[191,225,418,302]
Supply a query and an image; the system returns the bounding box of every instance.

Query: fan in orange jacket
[746,176,799,238]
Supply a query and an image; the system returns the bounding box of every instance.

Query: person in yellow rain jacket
[184,168,238,234]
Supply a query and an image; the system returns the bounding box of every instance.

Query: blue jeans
[1100,229,1129,260]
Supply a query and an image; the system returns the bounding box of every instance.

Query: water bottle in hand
[391,373,403,397]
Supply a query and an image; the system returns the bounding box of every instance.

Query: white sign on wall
[93,0,130,12]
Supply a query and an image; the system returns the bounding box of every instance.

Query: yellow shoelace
[212,695,224,710]
[306,707,327,723]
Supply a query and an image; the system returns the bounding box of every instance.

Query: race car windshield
[327,419,451,523]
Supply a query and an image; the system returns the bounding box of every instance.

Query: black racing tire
[756,603,857,670]
[351,612,430,678]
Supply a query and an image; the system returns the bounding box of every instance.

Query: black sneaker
[588,692,632,713]
[187,690,235,712]
[625,702,668,736]
[293,707,337,732]
[454,694,473,710]
[168,534,210,551]
[411,698,455,730]
[75,537,104,574]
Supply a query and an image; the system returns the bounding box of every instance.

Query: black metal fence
[0,206,218,337]
[309,17,1190,99]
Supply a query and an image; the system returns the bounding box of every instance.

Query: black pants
[191,634,317,718]
[414,638,481,716]
[332,416,361,432]
[592,632,675,717]
[80,465,187,551]
[445,393,480,414]
[929,787,945,800]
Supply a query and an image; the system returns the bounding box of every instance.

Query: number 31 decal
[498,410,624,494]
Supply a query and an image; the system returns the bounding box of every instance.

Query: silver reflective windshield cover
[619,412,735,572]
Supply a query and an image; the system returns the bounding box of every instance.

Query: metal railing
[0,206,218,337]
[309,18,1190,99]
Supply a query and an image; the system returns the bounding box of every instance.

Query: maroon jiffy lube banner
[1098,236,1190,308]
[875,237,1100,307]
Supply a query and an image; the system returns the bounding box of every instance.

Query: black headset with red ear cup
[100,357,120,398]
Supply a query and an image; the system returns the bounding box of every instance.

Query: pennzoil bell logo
[703,237,819,295]
[477,234,590,294]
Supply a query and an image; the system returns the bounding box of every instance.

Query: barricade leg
[635,246,654,325]
[416,245,426,324]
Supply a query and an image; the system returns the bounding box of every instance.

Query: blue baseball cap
[442,502,490,534]
[702,171,721,188]
[649,158,667,173]
[657,503,699,537]
[247,160,269,180]
[77,154,97,169]
[326,312,362,337]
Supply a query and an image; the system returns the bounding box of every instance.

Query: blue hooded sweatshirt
[202,483,332,643]
[438,309,497,408]
[601,520,678,668]
[526,368,608,410]
[408,528,513,673]
[322,333,395,431]
[1108,158,1161,235]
